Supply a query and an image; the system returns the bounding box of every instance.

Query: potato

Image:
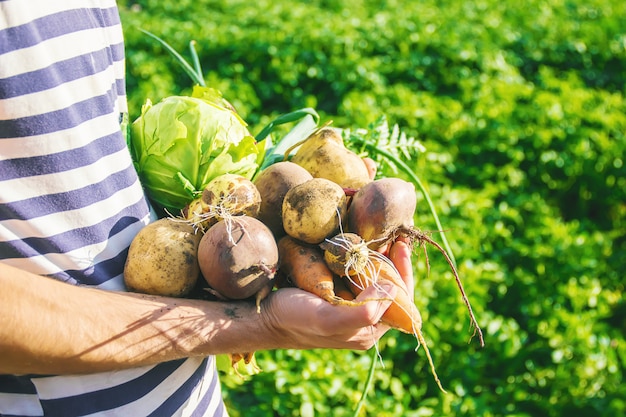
[124,218,201,297]
[290,126,372,190]
[253,161,313,238]
[282,177,347,244]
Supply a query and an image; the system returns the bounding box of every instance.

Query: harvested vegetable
[129,85,265,213]
[198,216,278,309]
[346,257,422,334]
[277,236,358,306]
[290,126,372,190]
[253,161,313,238]
[346,256,445,392]
[347,177,485,346]
[184,173,261,232]
[321,232,371,277]
[126,33,482,399]
[124,218,201,297]
[347,177,417,249]
[321,232,444,392]
[282,178,347,244]
[322,233,422,333]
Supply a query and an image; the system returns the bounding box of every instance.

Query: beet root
[198,216,278,303]
[347,177,417,248]
[348,178,485,347]
[320,232,370,277]
[184,173,261,232]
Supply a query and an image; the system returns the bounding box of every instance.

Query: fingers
[362,157,377,180]
[388,238,415,300]
[263,287,394,350]
[316,283,395,350]
[341,281,397,328]
[313,282,394,332]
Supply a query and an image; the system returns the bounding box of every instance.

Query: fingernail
[377,282,396,298]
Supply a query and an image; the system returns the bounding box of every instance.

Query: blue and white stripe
[0,357,227,417]
[0,1,228,415]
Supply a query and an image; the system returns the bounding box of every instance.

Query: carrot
[346,257,420,333]
[346,256,446,392]
[333,275,355,301]
[277,236,359,306]
[322,232,446,392]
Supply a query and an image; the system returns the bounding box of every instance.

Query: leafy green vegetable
[129,85,265,213]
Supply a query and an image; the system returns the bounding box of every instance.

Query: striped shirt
[0,1,227,415]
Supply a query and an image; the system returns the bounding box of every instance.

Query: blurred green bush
[119,0,625,416]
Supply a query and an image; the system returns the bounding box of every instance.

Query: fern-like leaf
[343,116,426,175]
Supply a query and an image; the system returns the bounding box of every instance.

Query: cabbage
[129,86,266,213]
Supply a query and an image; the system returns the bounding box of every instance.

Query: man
[0,1,415,415]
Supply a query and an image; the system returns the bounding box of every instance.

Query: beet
[198,216,278,300]
[347,177,485,347]
[347,177,416,248]
[184,173,261,232]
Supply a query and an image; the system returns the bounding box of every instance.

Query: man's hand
[259,235,415,350]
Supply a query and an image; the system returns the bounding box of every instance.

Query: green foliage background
[119,1,625,415]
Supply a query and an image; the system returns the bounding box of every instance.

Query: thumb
[354,281,397,323]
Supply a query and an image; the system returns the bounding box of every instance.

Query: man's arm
[0,251,409,375]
